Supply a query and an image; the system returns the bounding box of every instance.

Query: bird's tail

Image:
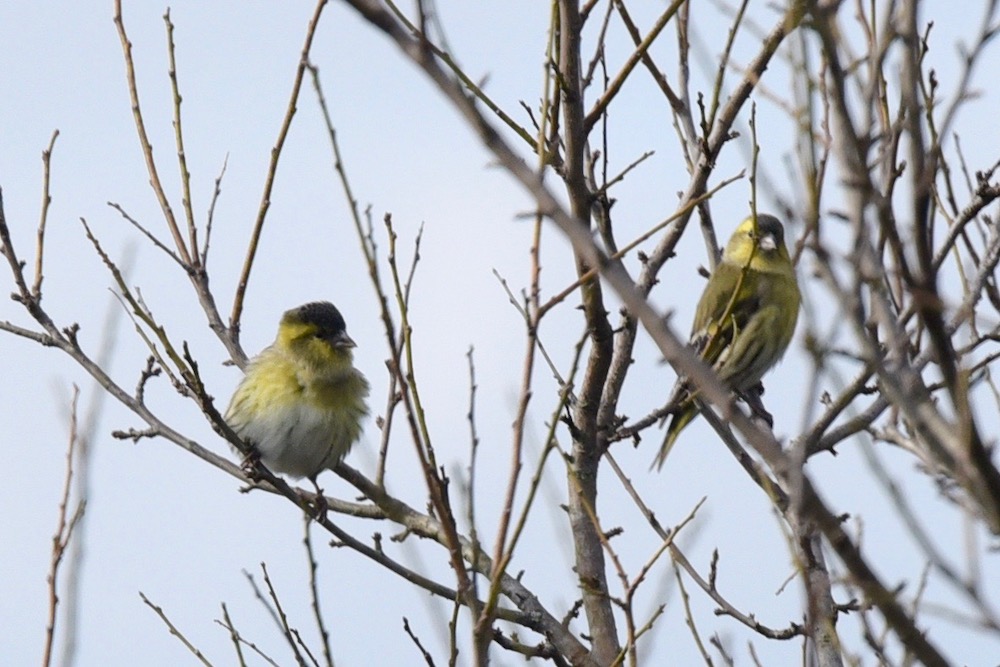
[652,401,699,470]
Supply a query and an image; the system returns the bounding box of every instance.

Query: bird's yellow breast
[225,345,369,478]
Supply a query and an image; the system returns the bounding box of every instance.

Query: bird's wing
[689,262,762,369]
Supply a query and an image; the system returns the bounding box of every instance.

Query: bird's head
[277,301,357,370]
[722,214,792,274]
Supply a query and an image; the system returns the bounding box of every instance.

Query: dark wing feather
[690,262,763,371]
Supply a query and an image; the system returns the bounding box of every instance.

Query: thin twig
[41,387,87,667]
[139,592,213,666]
[32,129,59,299]
[303,519,334,666]
[230,0,329,338]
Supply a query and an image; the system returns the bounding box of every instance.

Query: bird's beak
[330,331,357,349]
[759,234,777,252]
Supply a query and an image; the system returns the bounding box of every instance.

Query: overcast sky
[3,2,1000,665]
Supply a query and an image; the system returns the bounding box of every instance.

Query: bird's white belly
[237,401,354,478]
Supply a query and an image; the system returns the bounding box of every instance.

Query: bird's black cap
[285,301,347,335]
[755,214,785,243]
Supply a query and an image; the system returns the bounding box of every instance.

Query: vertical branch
[32,130,59,299]
[899,0,950,383]
[60,255,134,666]
[476,5,560,656]
[113,3,241,362]
[305,62,406,488]
[793,526,844,667]
[464,346,481,602]
[556,1,619,662]
[640,3,804,283]
[477,237,539,655]
[230,0,329,339]
[42,388,87,667]
[382,220,485,657]
[163,9,200,262]
[112,0,192,266]
[303,519,334,667]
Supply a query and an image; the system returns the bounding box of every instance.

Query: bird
[654,214,800,469]
[225,301,369,484]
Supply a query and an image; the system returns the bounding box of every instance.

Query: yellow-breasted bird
[225,301,369,481]
[654,214,800,469]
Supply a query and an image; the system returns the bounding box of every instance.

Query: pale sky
[2,2,1000,665]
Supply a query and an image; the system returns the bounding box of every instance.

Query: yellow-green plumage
[655,214,800,469]
[225,302,369,479]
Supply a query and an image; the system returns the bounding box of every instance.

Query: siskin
[225,301,369,482]
[655,214,800,469]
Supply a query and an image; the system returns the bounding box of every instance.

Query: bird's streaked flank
[655,214,800,468]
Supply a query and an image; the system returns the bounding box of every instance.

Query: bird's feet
[238,450,265,491]
[742,383,774,429]
[304,477,329,519]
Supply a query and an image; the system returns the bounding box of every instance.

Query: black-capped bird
[655,214,800,469]
[225,301,369,482]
